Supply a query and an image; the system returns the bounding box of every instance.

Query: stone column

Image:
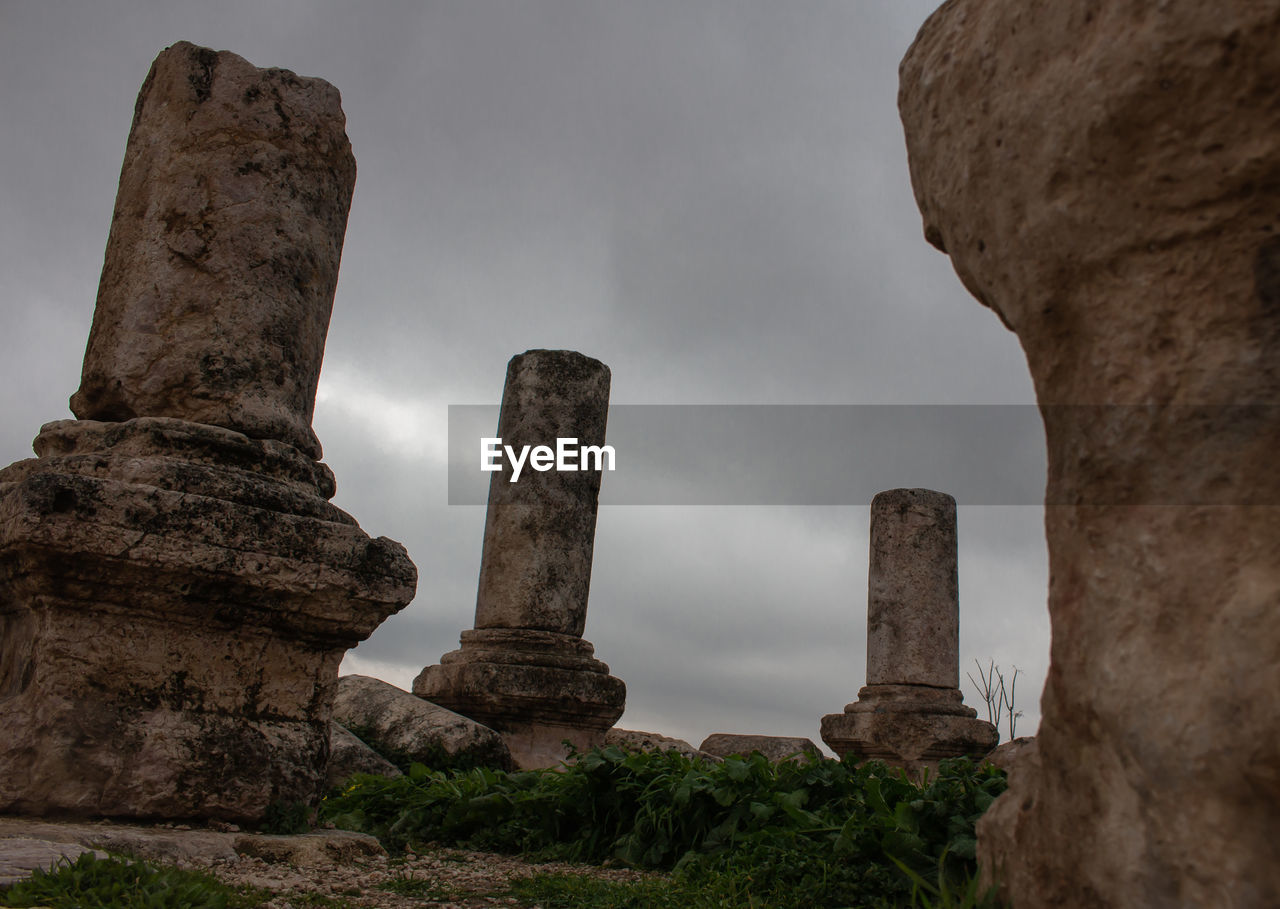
[0,42,416,822]
[415,350,625,768]
[70,41,353,461]
[821,489,996,773]
[899,4,1280,906]
[867,488,959,690]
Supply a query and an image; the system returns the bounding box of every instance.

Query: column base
[821,684,998,775]
[0,418,416,821]
[413,628,625,768]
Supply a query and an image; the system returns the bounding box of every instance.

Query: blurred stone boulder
[900,2,1280,904]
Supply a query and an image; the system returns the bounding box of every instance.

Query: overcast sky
[0,1,1050,751]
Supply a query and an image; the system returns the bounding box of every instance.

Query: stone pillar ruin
[0,42,416,821]
[414,349,625,768]
[821,489,996,773]
[899,4,1280,906]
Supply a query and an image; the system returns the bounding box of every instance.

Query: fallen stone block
[326,723,403,789]
[698,734,822,763]
[333,675,512,772]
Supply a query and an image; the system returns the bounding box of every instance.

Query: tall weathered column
[900,3,1280,906]
[0,42,416,821]
[415,350,625,768]
[821,489,996,773]
[69,43,352,460]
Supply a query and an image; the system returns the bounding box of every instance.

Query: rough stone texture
[698,734,821,764]
[70,41,356,461]
[0,43,415,823]
[899,3,1280,906]
[605,729,714,762]
[326,723,403,789]
[332,676,512,772]
[821,490,996,773]
[415,351,625,769]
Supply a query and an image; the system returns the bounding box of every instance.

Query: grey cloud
[0,0,1050,748]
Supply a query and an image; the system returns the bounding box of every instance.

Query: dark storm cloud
[0,1,1050,744]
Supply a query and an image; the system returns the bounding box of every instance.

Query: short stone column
[415,350,625,768]
[0,42,416,821]
[821,489,996,773]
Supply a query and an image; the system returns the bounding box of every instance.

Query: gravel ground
[182,843,664,908]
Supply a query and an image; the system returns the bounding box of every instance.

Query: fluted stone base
[821,684,998,775]
[413,628,625,768]
[0,418,416,821]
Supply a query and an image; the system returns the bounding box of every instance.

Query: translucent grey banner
[448,404,1279,506]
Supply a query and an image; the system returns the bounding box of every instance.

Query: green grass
[378,868,471,901]
[0,851,264,909]
[321,746,1008,908]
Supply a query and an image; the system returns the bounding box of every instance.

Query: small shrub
[968,659,1023,742]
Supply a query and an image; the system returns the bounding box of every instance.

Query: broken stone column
[900,3,1280,906]
[71,41,352,461]
[821,489,996,773]
[0,42,416,822]
[414,350,625,768]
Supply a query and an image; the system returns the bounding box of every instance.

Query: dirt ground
[187,842,661,908]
